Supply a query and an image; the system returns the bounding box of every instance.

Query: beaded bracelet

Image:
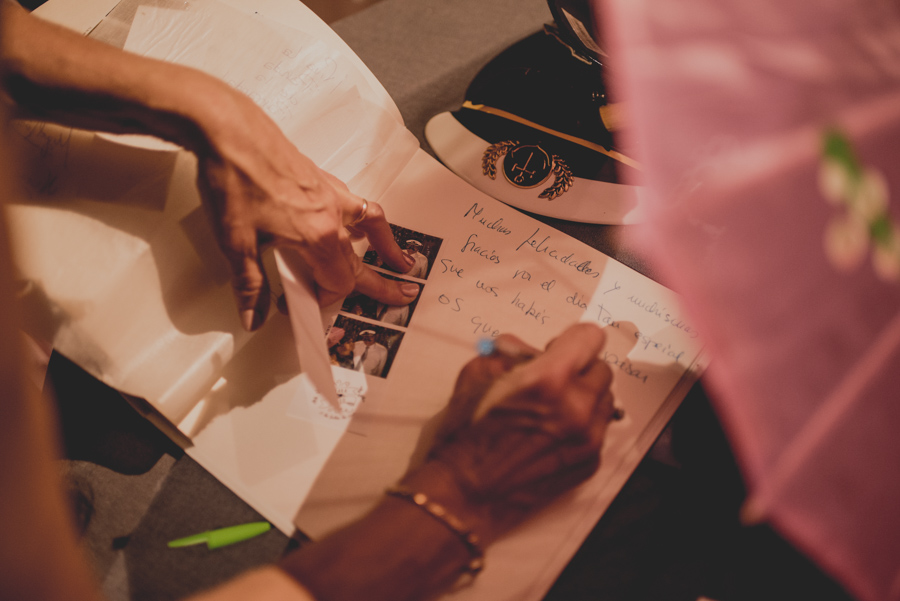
[385,485,485,577]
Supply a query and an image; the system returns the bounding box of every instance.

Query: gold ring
[348,199,368,227]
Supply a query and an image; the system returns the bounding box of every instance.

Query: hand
[402,323,616,544]
[193,83,417,330]
[0,2,418,333]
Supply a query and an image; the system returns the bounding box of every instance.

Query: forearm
[0,107,102,601]
[279,464,491,601]
[0,0,225,152]
[280,499,471,601]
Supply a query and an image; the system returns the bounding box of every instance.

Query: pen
[476,337,538,362]
[167,521,271,550]
[476,338,625,421]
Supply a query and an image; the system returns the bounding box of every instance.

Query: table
[46,1,854,600]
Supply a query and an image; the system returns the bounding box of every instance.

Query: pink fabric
[596,1,900,599]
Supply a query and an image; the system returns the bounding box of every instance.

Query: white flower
[823,213,868,271]
[818,158,852,205]
[873,224,900,282]
[851,167,889,221]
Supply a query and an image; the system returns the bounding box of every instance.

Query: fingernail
[401,283,420,297]
[403,253,415,266]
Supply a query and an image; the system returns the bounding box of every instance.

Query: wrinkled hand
[0,2,419,332]
[402,323,615,544]
[193,85,417,331]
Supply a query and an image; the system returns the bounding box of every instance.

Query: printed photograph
[340,273,422,328]
[326,316,405,379]
[363,223,443,280]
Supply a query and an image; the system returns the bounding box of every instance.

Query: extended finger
[535,323,607,378]
[230,252,271,332]
[347,201,414,273]
[211,215,273,331]
[316,171,404,269]
[353,266,420,306]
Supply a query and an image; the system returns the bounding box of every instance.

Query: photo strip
[340,271,423,329]
[326,224,443,379]
[363,223,443,280]
[326,316,405,379]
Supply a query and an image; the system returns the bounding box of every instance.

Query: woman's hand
[402,323,616,545]
[0,1,418,332]
[190,80,418,331]
[279,323,616,601]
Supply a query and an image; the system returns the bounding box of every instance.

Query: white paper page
[214,0,401,124]
[275,248,338,408]
[32,0,122,35]
[9,122,249,424]
[123,0,418,202]
[177,317,363,535]
[66,0,400,126]
[294,151,705,601]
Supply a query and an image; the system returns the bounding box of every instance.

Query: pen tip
[476,338,495,356]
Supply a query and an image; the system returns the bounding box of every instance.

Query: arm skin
[0,105,103,601]
[279,325,616,601]
[0,0,418,330]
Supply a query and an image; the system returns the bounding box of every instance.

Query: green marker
[167,521,271,550]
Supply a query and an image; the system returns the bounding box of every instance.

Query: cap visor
[425,111,648,225]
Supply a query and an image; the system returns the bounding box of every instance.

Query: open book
[13,0,707,599]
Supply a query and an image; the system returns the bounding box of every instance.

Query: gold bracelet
[385,485,485,577]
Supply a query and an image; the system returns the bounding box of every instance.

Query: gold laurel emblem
[481,140,518,179]
[482,141,574,200]
[539,155,573,200]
